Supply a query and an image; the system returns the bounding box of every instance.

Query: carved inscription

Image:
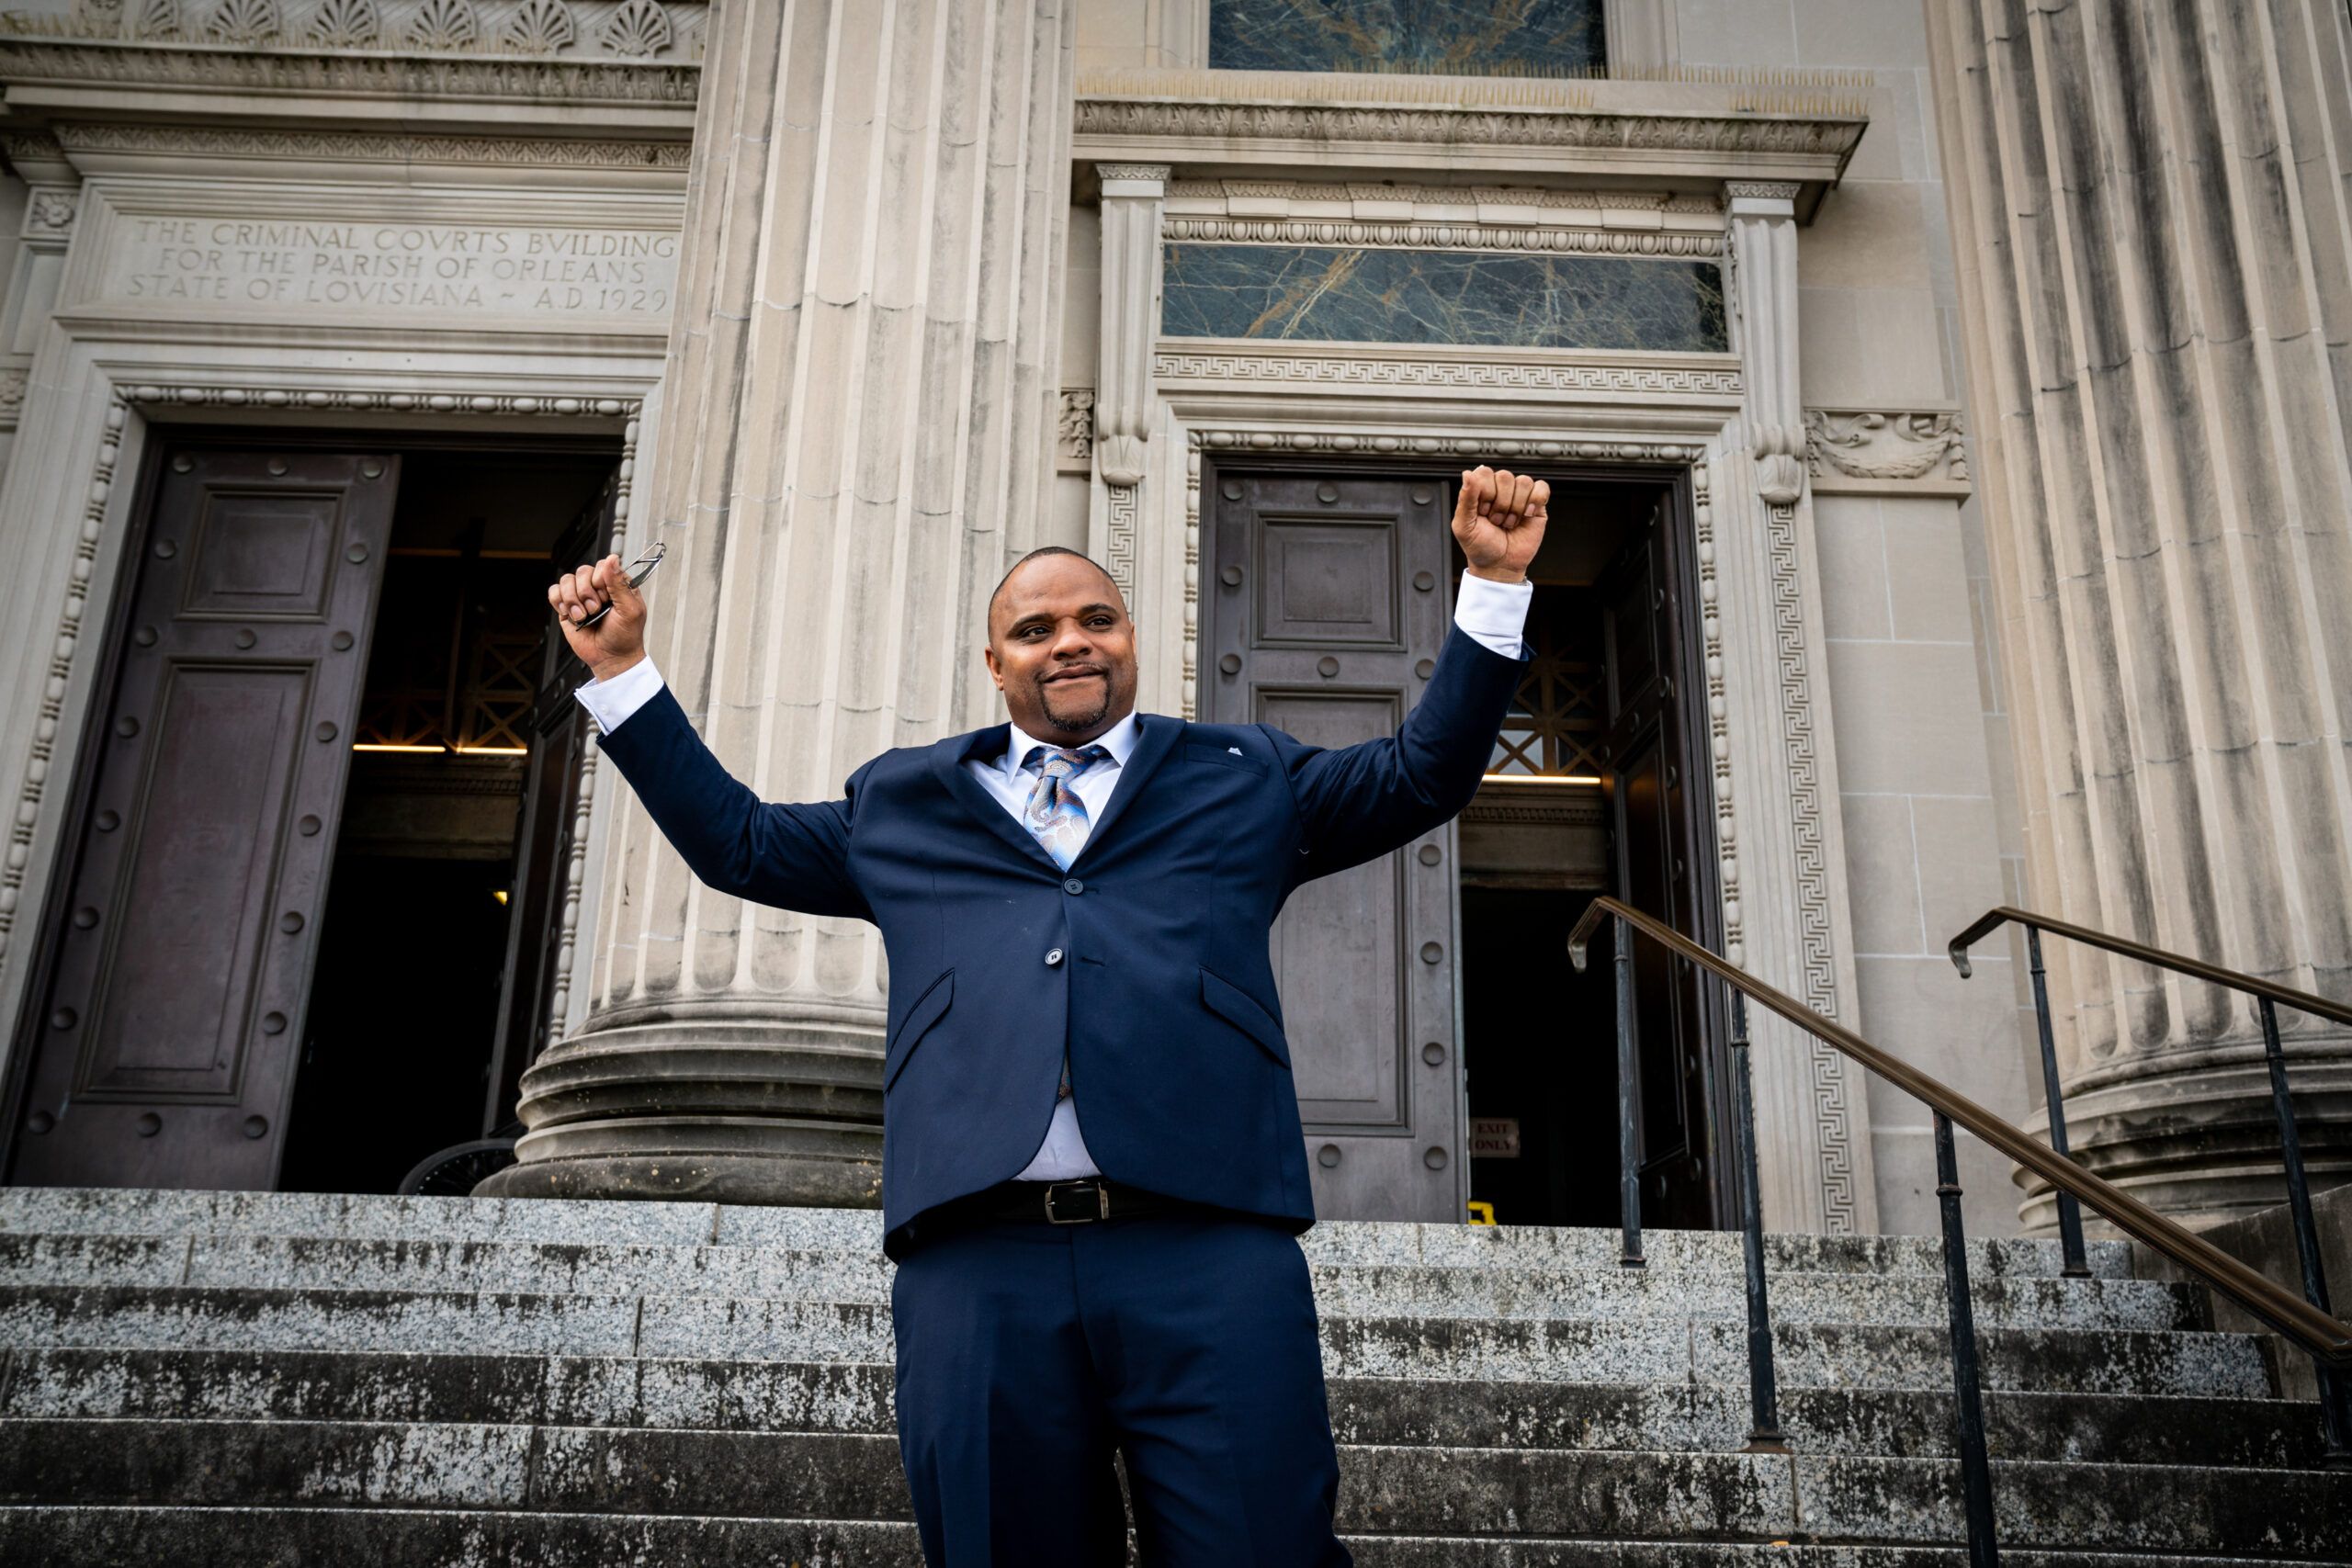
[107,219,680,317]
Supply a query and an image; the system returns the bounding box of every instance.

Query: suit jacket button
[1046,948,1064,966]
[1063,877,1084,895]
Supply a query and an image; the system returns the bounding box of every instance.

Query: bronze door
[8,449,401,1189]
[1599,497,1724,1229]
[1204,471,1462,1222]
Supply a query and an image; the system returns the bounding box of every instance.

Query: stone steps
[1,1418,2345,1556]
[0,1190,2332,1565]
[0,1506,2313,1568]
[1,1348,2319,1465]
[0,1189,2133,1278]
[0,1282,2272,1394]
[0,1231,2199,1329]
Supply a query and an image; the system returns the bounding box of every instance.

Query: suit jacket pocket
[1183,740,1269,776]
[885,968,954,1090]
[1201,967,1289,1067]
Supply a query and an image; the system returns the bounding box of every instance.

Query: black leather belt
[973,1178,1194,1225]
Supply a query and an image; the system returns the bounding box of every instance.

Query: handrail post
[1728,990,1785,1451]
[2022,927,2089,1277]
[2258,997,2352,1467]
[1935,1111,2000,1566]
[1614,913,1644,1269]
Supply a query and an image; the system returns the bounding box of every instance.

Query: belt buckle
[1043,1179,1109,1224]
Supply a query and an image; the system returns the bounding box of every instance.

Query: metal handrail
[1949,904,2352,1024]
[1567,897,2352,1362]
[1950,904,2351,1466]
[1573,896,2352,1563]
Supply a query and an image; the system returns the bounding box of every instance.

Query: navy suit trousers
[890,1213,1352,1567]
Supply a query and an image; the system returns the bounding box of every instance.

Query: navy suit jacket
[594,626,1524,1256]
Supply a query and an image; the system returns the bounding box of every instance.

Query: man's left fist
[1453,467,1550,584]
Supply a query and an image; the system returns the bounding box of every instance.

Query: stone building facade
[0,0,2336,1245]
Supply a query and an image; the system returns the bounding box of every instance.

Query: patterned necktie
[1020,744,1111,869]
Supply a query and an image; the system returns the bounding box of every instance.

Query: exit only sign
[1468,1118,1521,1157]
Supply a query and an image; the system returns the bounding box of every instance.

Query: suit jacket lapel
[929,727,1063,875]
[1070,713,1182,870]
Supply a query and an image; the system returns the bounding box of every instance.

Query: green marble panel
[1160,245,1727,353]
[1209,0,1605,75]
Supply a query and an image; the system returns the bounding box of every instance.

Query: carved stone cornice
[52,119,689,169]
[1075,73,1865,193]
[0,37,699,104]
[117,382,638,416]
[1079,96,1862,155]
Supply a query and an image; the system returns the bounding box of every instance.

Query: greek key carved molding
[1104,480,1139,603]
[1804,408,1971,493]
[1758,479,1860,1233]
[52,120,690,169]
[1155,350,1743,399]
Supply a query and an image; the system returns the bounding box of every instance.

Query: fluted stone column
[484,0,1074,1205]
[1928,0,2352,1227]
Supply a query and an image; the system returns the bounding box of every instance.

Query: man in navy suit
[548,468,1549,1566]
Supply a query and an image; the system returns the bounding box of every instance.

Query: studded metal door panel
[8,449,401,1190]
[1204,471,1461,1223]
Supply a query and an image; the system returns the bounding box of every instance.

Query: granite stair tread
[0,1282,2274,1394]
[0,1231,2199,1330]
[1,1505,2323,1568]
[1,1346,2319,1464]
[1,1417,2345,1556]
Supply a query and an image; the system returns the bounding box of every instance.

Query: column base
[2012,1050,2352,1235]
[482,1010,883,1208]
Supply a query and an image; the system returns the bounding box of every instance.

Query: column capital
[1724,179,1800,219]
[1097,163,1172,197]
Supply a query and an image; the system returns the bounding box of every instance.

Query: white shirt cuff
[574,656,665,732]
[1453,572,1533,660]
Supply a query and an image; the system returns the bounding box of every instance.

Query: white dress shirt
[571,570,1534,1182]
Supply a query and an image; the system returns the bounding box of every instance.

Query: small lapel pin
[1229,747,1243,756]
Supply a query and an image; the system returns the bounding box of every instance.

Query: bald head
[987,547,1121,632]
[982,547,1138,747]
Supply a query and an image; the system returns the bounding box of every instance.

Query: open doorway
[1453,478,1725,1232]
[5,436,618,1196]
[278,449,618,1194]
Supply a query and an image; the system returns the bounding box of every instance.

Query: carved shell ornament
[403,0,478,50]
[502,0,575,52]
[203,0,281,45]
[305,0,380,46]
[599,0,672,56]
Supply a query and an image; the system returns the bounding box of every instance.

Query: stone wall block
[491,0,1075,1207]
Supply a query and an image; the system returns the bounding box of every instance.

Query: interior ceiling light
[1480,772,1600,785]
[352,743,446,753]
